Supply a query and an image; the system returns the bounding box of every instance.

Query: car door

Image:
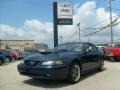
[81,43,99,71]
[89,44,100,67]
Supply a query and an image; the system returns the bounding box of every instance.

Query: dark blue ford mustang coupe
[17,42,104,83]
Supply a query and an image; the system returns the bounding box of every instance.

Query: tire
[12,58,15,62]
[5,57,10,63]
[114,57,120,62]
[99,59,104,71]
[110,57,116,62]
[0,59,2,65]
[68,62,81,84]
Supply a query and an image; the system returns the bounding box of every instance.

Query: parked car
[0,49,19,60]
[17,42,104,84]
[9,50,20,60]
[0,52,13,65]
[97,46,106,58]
[0,53,7,65]
[104,43,120,61]
[97,46,106,53]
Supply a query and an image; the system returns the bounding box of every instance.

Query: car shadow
[23,79,70,88]
[23,68,106,89]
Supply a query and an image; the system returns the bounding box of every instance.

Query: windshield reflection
[53,43,82,53]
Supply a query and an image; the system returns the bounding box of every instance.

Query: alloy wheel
[72,64,81,82]
[68,62,81,84]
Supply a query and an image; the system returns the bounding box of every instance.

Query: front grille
[25,61,42,66]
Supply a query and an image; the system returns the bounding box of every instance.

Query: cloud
[0,20,54,47]
[58,1,119,43]
[0,1,120,48]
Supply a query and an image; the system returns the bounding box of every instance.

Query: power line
[71,38,78,42]
[66,29,78,43]
[81,15,119,29]
[66,16,120,43]
[84,16,120,37]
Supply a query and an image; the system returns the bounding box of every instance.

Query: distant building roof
[34,43,49,50]
[0,39,34,41]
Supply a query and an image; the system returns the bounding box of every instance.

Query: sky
[0,0,120,48]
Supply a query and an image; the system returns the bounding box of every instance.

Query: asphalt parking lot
[0,61,120,90]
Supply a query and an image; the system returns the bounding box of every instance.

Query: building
[0,40,34,51]
[34,43,49,51]
[24,43,49,53]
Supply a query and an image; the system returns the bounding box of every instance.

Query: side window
[83,43,91,50]
[83,43,98,54]
[90,44,98,53]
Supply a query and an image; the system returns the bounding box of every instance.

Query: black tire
[99,59,104,71]
[110,57,116,62]
[114,57,120,62]
[5,57,10,63]
[11,58,15,62]
[0,59,2,65]
[67,62,81,84]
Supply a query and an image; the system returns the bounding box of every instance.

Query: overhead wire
[65,15,120,43]
[84,16,120,37]
[66,29,78,43]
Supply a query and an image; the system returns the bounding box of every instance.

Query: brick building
[0,40,34,51]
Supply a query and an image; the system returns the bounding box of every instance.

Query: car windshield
[53,43,82,53]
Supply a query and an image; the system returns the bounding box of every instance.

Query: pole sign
[53,2,73,47]
[57,2,73,25]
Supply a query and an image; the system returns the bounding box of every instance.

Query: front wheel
[68,62,81,84]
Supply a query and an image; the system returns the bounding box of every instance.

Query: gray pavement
[0,61,120,90]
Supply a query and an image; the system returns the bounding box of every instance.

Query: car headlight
[20,60,24,64]
[41,60,64,65]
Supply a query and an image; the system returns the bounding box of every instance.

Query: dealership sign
[53,2,73,47]
[57,2,73,25]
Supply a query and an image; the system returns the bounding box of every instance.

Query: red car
[0,49,20,60]
[9,50,20,60]
[105,44,120,61]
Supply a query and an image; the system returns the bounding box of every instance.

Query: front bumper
[17,63,68,80]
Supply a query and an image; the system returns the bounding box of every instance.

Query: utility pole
[109,0,113,43]
[77,23,80,43]
[0,39,2,49]
[59,36,63,44]
[88,37,90,42]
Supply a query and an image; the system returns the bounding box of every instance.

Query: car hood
[24,51,79,61]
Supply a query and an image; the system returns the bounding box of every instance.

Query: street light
[77,23,80,42]
[59,36,63,44]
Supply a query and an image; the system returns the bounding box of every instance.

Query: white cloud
[0,1,120,48]
[0,20,54,47]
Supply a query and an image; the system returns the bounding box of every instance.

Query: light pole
[59,36,63,44]
[77,23,80,43]
[109,0,113,43]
